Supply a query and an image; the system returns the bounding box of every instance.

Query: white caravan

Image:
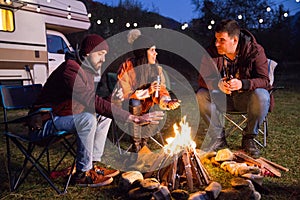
[0,0,90,85]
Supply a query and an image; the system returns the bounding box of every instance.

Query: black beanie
[132,35,155,59]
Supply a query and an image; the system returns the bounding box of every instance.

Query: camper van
[0,0,90,85]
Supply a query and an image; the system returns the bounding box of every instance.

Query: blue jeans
[41,112,111,172]
[196,88,270,138]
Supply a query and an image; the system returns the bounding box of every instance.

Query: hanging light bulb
[67,13,71,19]
[67,5,71,12]
[259,18,264,24]
[283,12,288,17]
[109,18,114,23]
[125,22,130,28]
[238,14,243,20]
[36,5,41,12]
[88,13,92,18]
[47,0,51,3]
[266,7,271,12]
[133,22,138,27]
[97,20,101,25]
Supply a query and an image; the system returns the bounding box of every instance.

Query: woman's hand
[148,80,161,95]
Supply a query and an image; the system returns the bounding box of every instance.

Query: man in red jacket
[197,19,271,158]
[31,34,164,187]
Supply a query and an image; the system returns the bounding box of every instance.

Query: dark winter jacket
[198,29,274,110]
[31,53,130,122]
[198,29,271,91]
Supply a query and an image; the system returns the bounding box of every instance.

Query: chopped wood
[234,151,262,167]
[259,157,289,172]
[256,158,282,177]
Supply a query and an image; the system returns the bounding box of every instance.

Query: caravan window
[0,8,14,32]
[47,34,70,54]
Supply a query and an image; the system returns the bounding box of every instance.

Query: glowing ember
[163,116,196,155]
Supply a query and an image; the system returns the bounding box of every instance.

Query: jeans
[196,88,270,138]
[41,112,111,172]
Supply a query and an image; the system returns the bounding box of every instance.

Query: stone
[205,181,222,199]
[188,191,209,200]
[231,177,250,188]
[171,189,190,200]
[128,187,153,200]
[215,148,234,161]
[140,178,160,190]
[242,173,264,186]
[119,171,144,192]
[152,186,172,200]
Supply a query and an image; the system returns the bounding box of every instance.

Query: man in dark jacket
[197,19,271,158]
[31,34,164,187]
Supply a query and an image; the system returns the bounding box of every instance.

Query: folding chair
[106,72,165,154]
[224,59,278,148]
[0,84,76,195]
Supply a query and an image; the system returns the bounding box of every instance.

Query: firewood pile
[144,145,211,192]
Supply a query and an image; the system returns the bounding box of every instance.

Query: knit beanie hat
[79,34,109,57]
[132,35,155,59]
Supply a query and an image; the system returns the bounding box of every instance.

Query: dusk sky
[96,0,300,22]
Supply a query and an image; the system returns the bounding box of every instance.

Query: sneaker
[93,165,120,178]
[73,169,113,187]
[242,137,260,158]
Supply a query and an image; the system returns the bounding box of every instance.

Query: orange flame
[163,116,196,155]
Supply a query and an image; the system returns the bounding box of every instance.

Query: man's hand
[218,78,232,94]
[227,78,242,91]
[129,111,165,125]
[218,78,242,94]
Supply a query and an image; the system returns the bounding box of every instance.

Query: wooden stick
[259,157,289,172]
[182,150,193,191]
[256,158,282,177]
[194,151,211,185]
[234,151,262,167]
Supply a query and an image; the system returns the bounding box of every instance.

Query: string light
[283,12,288,17]
[67,5,71,12]
[208,25,212,29]
[133,22,138,27]
[126,22,130,28]
[88,13,92,18]
[266,7,271,12]
[67,13,71,19]
[238,14,243,20]
[154,24,162,29]
[259,18,264,23]
[47,0,51,3]
[36,5,40,12]
[109,18,114,23]
[210,20,215,25]
[97,20,101,24]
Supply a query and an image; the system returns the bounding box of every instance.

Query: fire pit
[144,116,211,192]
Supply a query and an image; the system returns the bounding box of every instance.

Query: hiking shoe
[93,166,120,178]
[204,137,228,152]
[242,137,260,158]
[73,169,113,187]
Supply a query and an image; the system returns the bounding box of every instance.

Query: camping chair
[224,59,278,148]
[0,84,76,194]
[106,72,165,154]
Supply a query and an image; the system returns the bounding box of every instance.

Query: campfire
[145,116,210,192]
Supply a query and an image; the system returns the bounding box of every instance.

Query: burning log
[146,116,211,192]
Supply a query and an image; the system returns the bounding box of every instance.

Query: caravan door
[46,30,74,75]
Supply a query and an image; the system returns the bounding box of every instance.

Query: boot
[206,130,228,152]
[242,135,260,158]
[141,138,148,148]
[129,99,142,153]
